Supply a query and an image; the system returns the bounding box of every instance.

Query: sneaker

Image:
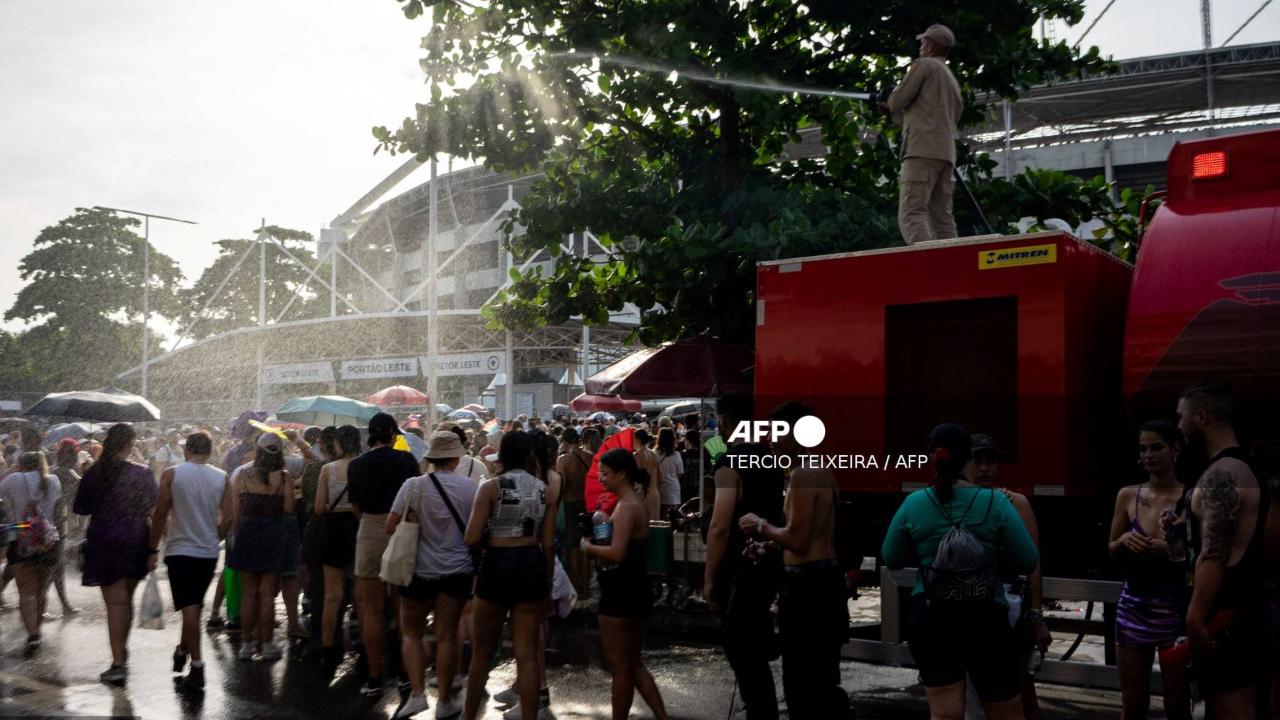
[179,664,205,692]
[492,686,518,706]
[173,645,189,673]
[398,677,413,696]
[360,678,385,697]
[434,696,463,719]
[206,615,224,630]
[502,702,549,720]
[23,636,41,658]
[392,691,430,719]
[237,643,256,661]
[259,641,283,661]
[99,664,127,686]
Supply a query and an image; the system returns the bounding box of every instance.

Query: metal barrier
[842,567,1163,692]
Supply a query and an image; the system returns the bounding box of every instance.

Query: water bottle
[591,509,613,545]
[1026,648,1045,675]
[1162,509,1187,562]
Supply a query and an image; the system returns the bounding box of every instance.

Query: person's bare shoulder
[789,466,835,491]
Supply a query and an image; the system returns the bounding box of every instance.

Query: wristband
[756,518,767,535]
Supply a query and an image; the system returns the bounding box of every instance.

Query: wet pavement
[0,569,1133,719]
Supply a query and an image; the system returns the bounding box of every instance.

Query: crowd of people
[0,380,1277,720]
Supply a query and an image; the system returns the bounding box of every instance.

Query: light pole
[93,206,197,398]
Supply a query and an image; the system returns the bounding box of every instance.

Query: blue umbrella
[435,404,454,416]
[276,395,381,427]
[447,409,480,421]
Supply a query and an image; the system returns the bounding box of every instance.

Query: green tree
[181,226,328,339]
[7,207,183,327]
[3,207,184,390]
[377,0,1111,343]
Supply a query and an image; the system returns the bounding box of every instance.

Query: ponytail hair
[89,423,137,487]
[17,452,50,498]
[930,448,964,502]
[926,423,972,503]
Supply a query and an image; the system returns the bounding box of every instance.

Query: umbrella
[549,404,572,419]
[461,403,486,413]
[584,427,635,511]
[587,411,615,423]
[43,421,101,444]
[584,334,753,399]
[435,403,454,416]
[570,393,641,413]
[395,431,426,462]
[447,409,480,421]
[661,400,715,418]
[275,395,381,427]
[26,388,161,422]
[366,385,430,406]
[0,418,31,432]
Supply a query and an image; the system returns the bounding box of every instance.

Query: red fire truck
[753,127,1280,574]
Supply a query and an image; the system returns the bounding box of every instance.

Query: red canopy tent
[569,393,641,413]
[366,385,429,406]
[584,334,753,398]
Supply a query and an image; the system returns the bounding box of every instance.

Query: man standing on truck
[704,392,785,720]
[881,23,963,246]
[1177,382,1267,719]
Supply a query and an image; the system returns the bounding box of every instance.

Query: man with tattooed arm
[1177,382,1268,719]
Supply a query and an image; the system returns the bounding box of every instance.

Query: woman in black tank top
[581,449,669,720]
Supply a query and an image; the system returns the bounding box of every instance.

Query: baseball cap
[426,431,466,459]
[971,434,1000,463]
[256,432,284,454]
[916,23,956,48]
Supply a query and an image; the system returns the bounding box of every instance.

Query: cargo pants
[898,157,957,245]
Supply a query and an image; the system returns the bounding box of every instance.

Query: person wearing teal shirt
[881,424,1039,720]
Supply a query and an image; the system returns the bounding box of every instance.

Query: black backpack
[922,488,999,604]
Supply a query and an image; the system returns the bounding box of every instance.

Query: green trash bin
[646,522,674,575]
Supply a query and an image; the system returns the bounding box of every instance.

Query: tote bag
[379,479,420,586]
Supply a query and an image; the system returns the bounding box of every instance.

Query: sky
[1,0,1277,333]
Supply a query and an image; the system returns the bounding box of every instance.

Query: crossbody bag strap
[429,472,468,537]
[327,471,349,513]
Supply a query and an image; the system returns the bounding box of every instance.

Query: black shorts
[399,572,474,602]
[908,596,1022,703]
[165,555,218,610]
[598,565,652,620]
[319,512,359,569]
[1195,612,1267,697]
[475,546,547,608]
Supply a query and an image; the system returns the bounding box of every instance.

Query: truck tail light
[1192,151,1228,180]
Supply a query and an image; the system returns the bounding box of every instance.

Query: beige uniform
[887,56,963,245]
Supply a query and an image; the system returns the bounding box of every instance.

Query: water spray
[551,51,875,101]
[553,51,991,232]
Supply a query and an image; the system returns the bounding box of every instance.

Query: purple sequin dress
[73,461,158,587]
[1115,490,1188,649]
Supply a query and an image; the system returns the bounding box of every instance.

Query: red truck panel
[1123,128,1280,441]
[755,231,1131,497]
